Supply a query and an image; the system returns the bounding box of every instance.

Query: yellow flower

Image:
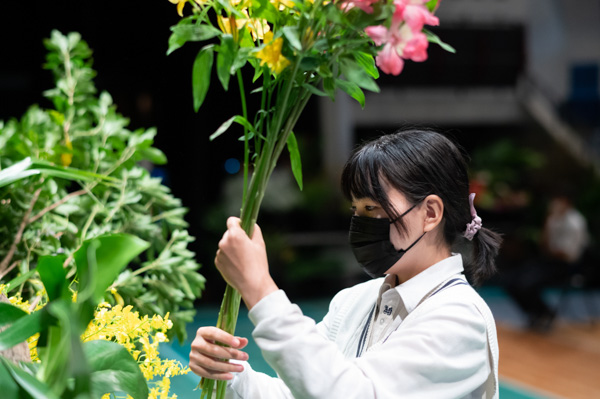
[218,11,270,42]
[255,32,291,74]
[60,136,73,167]
[168,0,206,17]
[270,0,295,10]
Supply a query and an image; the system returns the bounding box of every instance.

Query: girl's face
[351,188,423,259]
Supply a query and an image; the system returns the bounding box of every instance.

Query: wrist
[242,278,279,310]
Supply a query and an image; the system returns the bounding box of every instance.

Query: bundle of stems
[200,63,314,398]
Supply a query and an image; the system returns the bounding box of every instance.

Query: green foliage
[0,30,204,342]
[0,233,149,399]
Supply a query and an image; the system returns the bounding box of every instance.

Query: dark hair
[341,128,502,285]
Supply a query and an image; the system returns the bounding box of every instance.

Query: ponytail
[462,192,503,286]
[469,227,503,286]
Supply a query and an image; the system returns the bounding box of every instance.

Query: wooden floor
[498,321,600,398]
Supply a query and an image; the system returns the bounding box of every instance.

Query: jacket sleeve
[226,287,353,398]
[245,289,491,399]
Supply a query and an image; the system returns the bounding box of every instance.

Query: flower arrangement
[166,0,451,397]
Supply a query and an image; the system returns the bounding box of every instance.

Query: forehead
[352,189,410,207]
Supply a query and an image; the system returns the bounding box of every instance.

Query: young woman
[189,129,502,398]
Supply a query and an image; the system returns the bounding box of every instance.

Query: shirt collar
[391,254,464,314]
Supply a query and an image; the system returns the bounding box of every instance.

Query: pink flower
[365,0,438,75]
[365,22,430,75]
[395,0,439,31]
[339,0,378,13]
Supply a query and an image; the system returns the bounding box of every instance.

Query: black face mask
[348,204,426,278]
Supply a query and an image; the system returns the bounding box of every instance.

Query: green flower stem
[202,61,306,399]
[237,69,249,207]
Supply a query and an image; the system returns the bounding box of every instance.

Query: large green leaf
[0,158,119,189]
[282,27,302,52]
[0,359,19,399]
[74,234,149,305]
[286,132,303,191]
[85,340,149,399]
[0,309,46,351]
[0,158,37,188]
[339,58,380,93]
[168,22,222,55]
[36,255,68,302]
[335,79,365,108]
[0,303,29,328]
[40,301,78,397]
[0,358,58,399]
[216,35,236,91]
[192,46,214,112]
[353,52,379,79]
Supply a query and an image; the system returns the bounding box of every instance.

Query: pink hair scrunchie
[464,193,482,241]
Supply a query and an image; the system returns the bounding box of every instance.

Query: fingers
[226,216,242,231]
[251,222,264,244]
[189,327,250,380]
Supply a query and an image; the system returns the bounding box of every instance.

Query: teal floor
[162,289,556,398]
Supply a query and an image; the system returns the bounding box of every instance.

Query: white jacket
[227,254,499,399]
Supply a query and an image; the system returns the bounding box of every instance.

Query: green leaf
[339,58,380,93]
[282,27,302,52]
[0,309,46,351]
[74,233,149,305]
[0,360,19,399]
[424,29,455,53]
[353,52,379,79]
[425,0,440,12]
[138,147,167,165]
[85,340,149,399]
[37,255,68,302]
[299,57,320,71]
[323,77,336,101]
[192,46,214,112]
[286,132,303,191]
[335,79,365,108]
[302,83,328,97]
[4,270,36,293]
[0,358,58,399]
[251,0,279,23]
[0,158,36,188]
[210,115,257,141]
[0,303,29,328]
[168,23,222,55]
[216,35,236,91]
[0,157,117,189]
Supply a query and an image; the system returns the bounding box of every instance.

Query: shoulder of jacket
[331,277,383,305]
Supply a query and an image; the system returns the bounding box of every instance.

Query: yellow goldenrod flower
[86,302,188,398]
[255,32,291,74]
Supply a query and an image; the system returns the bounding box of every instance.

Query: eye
[365,205,376,211]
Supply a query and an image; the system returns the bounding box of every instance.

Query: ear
[422,194,444,233]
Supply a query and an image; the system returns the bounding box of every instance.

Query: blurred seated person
[505,194,589,331]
